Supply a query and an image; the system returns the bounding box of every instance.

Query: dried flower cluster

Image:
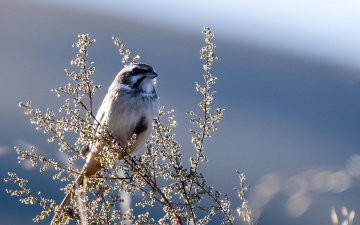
[5,29,254,224]
[235,172,256,225]
[331,207,355,225]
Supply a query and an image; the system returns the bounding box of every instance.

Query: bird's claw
[111,139,123,149]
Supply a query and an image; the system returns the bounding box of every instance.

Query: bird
[51,63,159,224]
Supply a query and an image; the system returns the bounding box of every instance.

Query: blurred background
[1,0,360,224]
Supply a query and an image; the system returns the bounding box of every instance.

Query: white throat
[141,78,156,93]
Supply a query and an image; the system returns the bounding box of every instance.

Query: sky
[24,0,360,69]
[1,1,360,224]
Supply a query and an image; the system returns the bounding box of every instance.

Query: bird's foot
[111,139,123,149]
[63,206,81,220]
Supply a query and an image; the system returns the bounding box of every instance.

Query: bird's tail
[51,174,84,225]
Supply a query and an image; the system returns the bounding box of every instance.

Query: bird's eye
[132,68,140,74]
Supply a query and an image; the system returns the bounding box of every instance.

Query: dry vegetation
[4,28,255,225]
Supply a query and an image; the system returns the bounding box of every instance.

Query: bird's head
[112,63,158,94]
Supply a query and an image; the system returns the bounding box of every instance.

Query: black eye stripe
[132,67,149,75]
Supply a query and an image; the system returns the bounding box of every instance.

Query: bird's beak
[147,72,158,79]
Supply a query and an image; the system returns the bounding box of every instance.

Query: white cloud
[13,139,40,170]
[250,166,355,218]
[347,154,360,178]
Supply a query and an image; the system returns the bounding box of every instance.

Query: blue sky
[24,0,360,69]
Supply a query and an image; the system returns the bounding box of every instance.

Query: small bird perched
[51,63,159,224]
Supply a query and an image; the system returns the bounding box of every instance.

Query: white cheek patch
[131,75,142,84]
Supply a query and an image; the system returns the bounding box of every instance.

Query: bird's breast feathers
[106,90,158,150]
